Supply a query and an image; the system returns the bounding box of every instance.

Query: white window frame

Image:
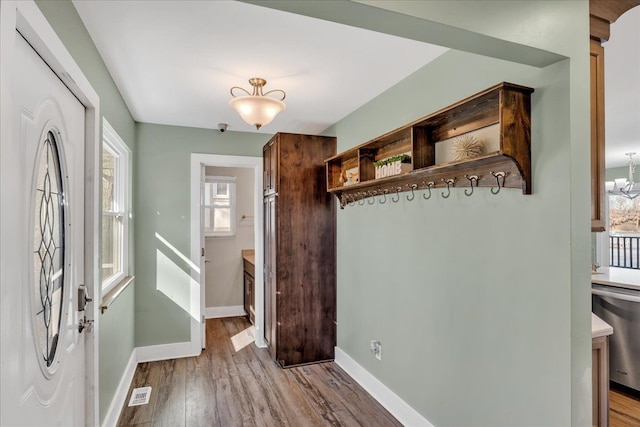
[101,119,130,294]
[204,175,236,238]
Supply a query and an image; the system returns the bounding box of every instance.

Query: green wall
[607,166,629,181]
[35,1,137,424]
[330,50,574,427]
[312,1,590,426]
[134,124,269,345]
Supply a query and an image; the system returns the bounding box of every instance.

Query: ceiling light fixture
[229,78,286,130]
[606,152,640,200]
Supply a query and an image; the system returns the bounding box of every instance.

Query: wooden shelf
[326,82,534,207]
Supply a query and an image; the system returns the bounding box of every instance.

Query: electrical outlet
[370,340,382,360]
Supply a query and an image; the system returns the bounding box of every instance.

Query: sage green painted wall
[134,124,269,346]
[35,1,137,423]
[36,1,135,146]
[316,1,590,425]
[607,166,629,181]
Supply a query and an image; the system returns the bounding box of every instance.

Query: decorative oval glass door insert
[33,130,66,368]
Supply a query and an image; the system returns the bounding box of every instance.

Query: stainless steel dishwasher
[593,283,640,392]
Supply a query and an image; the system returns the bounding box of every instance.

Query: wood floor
[611,384,640,427]
[117,317,401,427]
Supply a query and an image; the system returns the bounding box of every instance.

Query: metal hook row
[340,171,508,206]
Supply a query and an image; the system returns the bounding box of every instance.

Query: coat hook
[422,181,434,200]
[406,184,417,201]
[441,178,455,199]
[347,194,356,206]
[392,186,401,203]
[465,175,479,197]
[368,190,376,205]
[357,192,365,206]
[490,171,507,195]
[378,188,387,204]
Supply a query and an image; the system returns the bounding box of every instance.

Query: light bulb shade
[229,96,286,130]
[615,178,629,190]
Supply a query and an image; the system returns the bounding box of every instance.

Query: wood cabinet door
[592,336,609,427]
[263,195,277,357]
[263,144,269,194]
[591,40,606,232]
[263,136,278,195]
[243,272,252,322]
[248,275,254,324]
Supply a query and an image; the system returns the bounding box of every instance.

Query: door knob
[79,315,94,333]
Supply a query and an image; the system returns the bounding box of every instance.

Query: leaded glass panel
[33,131,66,368]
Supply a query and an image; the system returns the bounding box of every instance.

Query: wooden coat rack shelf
[325,82,534,208]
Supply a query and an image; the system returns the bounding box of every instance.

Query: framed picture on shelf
[343,166,359,186]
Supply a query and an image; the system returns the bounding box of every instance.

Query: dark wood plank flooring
[611,384,640,427]
[117,317,401,427]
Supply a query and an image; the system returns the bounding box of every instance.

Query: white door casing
[1,2,101,426]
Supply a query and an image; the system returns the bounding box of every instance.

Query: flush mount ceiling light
[606,152,640,200]
[229,78,286,130]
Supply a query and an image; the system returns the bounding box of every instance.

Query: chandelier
[229,78,286,130]
[606,152,640,200]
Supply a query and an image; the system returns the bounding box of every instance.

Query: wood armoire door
[263,137,278,196]
[263,194,277,357]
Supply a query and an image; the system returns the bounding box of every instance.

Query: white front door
[0,31,87,426]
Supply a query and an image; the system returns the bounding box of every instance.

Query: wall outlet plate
[370,340,382,360]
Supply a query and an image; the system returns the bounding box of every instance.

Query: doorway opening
[190,154,264,350]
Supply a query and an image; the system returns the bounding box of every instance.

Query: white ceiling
[72,0,448,135]
[605,6,640,168]
[73,1,638,166]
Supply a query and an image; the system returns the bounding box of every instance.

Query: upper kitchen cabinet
[589,0,640,232]
[590,39,606,232]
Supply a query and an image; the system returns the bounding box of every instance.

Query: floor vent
[128,386,152,407]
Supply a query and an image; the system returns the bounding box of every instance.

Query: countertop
[241,249,255,266]
[591,313,613,338]
[592,266,640,290]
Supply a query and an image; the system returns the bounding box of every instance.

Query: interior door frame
[0,2,101,426]
[190,154,265,350]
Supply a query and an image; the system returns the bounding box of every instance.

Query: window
[607,194,640,269]
[102,120,130,293]
[204,176,236,237]
[609,195,640,234]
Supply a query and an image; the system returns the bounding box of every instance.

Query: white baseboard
[101,348,138,427]
[136,341,199,363]
[205,305,246,319]
[334,347,434,427]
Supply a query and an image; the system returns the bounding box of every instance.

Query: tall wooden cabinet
[263,133,337,367]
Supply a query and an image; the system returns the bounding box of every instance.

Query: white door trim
[0,2,101,426]
[190,154,265,350]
